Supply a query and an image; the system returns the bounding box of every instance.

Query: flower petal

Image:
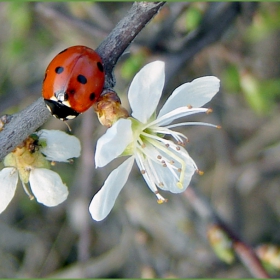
[38,130,81,162]
[89,157,134,221]
[95,119,133,167]
[0,168,18,214]
[29,168,68,207]
[128,61,165,123]
[158,76,220,117]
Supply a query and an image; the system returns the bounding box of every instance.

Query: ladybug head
[44,99,80,120]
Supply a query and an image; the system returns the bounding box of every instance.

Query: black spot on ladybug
[97,62,104,72]
[77,74,87,84]
[89,92,96,101]
[58,48,68,55]
[55,66,64,74]
[69,89,76,95]
[64,93,69,101]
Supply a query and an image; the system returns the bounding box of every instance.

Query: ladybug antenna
[63,121,72,132]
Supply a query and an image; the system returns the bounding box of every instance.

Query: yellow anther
[157,199,166,204]
[155,191,168,203]
[197,169,204,175]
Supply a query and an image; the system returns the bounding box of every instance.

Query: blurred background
[0,2,280,278]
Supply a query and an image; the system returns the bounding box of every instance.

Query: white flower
[0,130,81,214]
[90,61,220,221]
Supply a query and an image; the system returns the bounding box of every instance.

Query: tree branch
[0,2,165,162]
[97,2,166,88]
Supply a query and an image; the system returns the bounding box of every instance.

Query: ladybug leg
[63,121,72,132]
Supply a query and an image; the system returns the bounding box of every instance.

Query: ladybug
[42,45,105,120]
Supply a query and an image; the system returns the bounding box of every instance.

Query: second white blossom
[0,130,81,214]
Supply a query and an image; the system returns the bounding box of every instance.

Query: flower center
[131,118,197,192]
[140,133,186,188]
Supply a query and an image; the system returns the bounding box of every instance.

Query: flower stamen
[10,168,17,175]
[145,138,188,188]
[147,126,189,144]
[21,180,34,200]
[147,107,209,128]
[166,122,219,129]
[154,190,168,204]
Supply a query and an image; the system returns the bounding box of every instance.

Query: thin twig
[48,228,133,278]
[97,2,166,88]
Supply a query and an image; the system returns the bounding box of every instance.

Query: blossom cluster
[0,130,81,213]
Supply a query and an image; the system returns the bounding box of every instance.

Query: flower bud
[93,89,129,128]
[207,224,235,264]
[256,244,280,271]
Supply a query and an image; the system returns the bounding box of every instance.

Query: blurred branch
[48,228,133,278]
[0,2,165,162]
[165,2,258,83]
[34,3,109,40]
[183,186,270,278]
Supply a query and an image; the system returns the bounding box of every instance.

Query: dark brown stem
[234,241,270,279]
[183,186,270,278]
[0,2,165,162]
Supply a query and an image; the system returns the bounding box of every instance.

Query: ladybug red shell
[42,45,105,120]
